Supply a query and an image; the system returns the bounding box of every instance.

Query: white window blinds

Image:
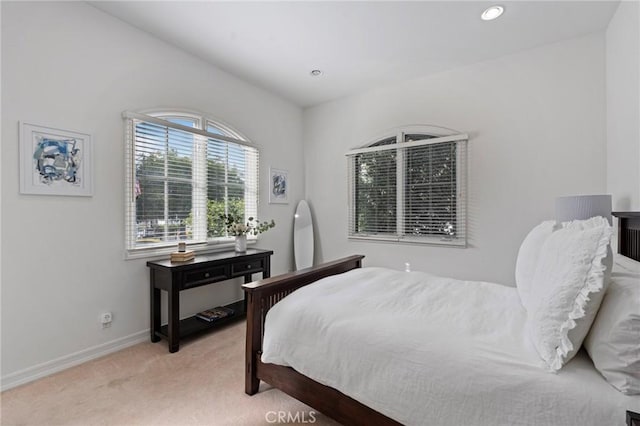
[347,132,467,246]
[124,111,259,253]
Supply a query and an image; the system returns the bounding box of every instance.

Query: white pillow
[584,258,640,394]
[526,216,613,371]
[515,220,555,309]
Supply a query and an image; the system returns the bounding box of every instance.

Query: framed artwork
[20,122,93,196]
[269,167,289,204]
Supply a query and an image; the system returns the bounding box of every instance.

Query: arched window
[124,110,259,255]
[346,126,468,246]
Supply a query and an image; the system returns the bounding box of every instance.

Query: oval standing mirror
[294,200,314,270]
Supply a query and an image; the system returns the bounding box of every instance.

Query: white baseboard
[1,330,149,391]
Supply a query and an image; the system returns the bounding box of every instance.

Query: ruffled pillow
[515,220,556,309]
[526,216,613,371]
[584,255,640,394]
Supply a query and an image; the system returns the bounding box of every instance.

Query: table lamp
[555,194,612,225]
[555,194,613,278]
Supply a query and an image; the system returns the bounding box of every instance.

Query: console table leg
[168,285,180,353]
[243,274,252,313]
[264,258,271,278]
[150,286,161,343]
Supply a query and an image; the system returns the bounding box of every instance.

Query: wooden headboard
[612,212,640,262]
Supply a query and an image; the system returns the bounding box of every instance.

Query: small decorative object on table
[170,250,194,262]
[220,214,275,253]
[235,234,248,253]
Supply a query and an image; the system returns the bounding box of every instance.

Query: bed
[243,215,640,425]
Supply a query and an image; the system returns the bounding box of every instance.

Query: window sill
[124,239,257,261]
[348,235,466,248]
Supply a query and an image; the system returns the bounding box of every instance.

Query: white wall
[1,2,302,386]
[606,0,640,211]
[3,1,631,390]
[303,34,607,285]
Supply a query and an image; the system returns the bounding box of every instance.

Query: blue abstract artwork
[20,122,92,196]
[272,173,286,197]
[269,168,289,204]
[33,137,81,185]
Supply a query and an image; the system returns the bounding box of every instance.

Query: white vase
[235,234,247,253]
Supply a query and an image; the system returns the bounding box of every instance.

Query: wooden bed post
[245,290,261,395]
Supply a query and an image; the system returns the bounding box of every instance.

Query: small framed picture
[269,167,289,204]
[20,122,93,196]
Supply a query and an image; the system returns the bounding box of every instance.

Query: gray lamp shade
[555,194,612,225]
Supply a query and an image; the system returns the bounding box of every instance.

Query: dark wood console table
[147,248,273,353]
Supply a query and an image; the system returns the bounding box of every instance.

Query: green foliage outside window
[355,151,397,234]
[135,148,248,241]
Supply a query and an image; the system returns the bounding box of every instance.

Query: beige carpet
[1,321,339,426]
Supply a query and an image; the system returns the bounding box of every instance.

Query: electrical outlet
[101,312,113,328]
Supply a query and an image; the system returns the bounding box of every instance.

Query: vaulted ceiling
[92,1,619,107]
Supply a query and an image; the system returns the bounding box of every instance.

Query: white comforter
[261,267,640,426]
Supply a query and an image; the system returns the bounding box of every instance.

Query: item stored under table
[147,248,273,353]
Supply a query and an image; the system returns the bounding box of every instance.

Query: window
[124,110,259,254]
[347,127,467,246]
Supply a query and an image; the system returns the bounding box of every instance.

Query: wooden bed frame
[612,211,640,262]
[242,255,401,426]
[243,214,640,425]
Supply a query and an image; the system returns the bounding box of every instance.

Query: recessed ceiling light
[481,5,504,21]
[310,69,323,77]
